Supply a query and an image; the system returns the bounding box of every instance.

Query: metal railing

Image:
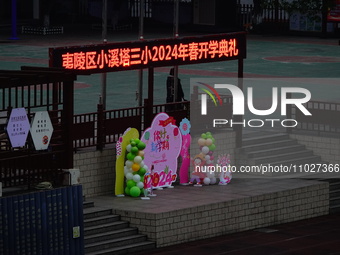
[73,100,190,150]
[291,100,340,136]
[238,3,289,28]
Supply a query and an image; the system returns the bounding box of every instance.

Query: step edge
[85,234,147,248]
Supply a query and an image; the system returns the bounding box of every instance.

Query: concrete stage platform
[89,178,329,248]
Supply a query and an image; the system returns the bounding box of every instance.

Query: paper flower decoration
[179,118,191,136]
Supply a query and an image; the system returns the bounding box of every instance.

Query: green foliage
[257,0,335,19]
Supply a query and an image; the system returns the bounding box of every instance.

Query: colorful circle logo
[42,135,49,145]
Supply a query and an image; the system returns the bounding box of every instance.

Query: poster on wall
[328,0,340,22]
[30,111,54,150]
[6,108,30,148]
[141,113,182,189]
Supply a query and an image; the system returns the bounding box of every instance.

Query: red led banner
[49,32,246,74]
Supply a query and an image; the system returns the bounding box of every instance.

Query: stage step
[242,133,290,146]
[83,202,156,255]
[240,139,298,154]
[238,132,322,166]
[239,132,339,213]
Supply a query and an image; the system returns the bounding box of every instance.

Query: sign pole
[137,0,145,107]
[173,0,180,104]
[236,58,244,148]
[101,0,108,110]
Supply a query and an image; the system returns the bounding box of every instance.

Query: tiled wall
[73,148,116,197]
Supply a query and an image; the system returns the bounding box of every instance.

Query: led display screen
[49,32,246,74]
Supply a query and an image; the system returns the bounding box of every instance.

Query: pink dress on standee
[179,134,191,184]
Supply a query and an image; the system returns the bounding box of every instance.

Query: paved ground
[136,212,340,255]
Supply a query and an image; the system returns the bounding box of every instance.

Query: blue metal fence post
[10,0,19,40]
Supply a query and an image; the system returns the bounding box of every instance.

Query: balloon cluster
[124,138,148,197]
[197,132,217,185]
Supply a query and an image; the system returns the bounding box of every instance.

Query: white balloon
[201,146,209,155]
[203,177,211,185]
[207,171,214,178]
[126,173,133,180]
[205,155,210,161]
[210,177,217,185]
[124,166,129,175]
[133,174,141,182]
[125,160,133,168]
[126,144,132,152]
[139,161,145,168]
[137,182,144,189]
[143,165,149,171]
[134,156,143,164]
[206,160,212,165]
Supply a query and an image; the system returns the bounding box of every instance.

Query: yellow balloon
[132,163,140,172]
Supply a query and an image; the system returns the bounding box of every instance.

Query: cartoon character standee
[189,154,206,186]
[179,118,191,185]
[218,154,232,185]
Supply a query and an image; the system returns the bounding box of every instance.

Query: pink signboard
[141,113,182,188]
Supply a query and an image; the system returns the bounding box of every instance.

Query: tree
[252,0,335,18]
[252,0,336,33]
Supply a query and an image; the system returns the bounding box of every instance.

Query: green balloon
[137,141,146,150]
[134,138,141,145]
[127,152,135,161]
[130,186,141,197]
[131,146,139,155]
[127,179,136,188]
[212,137,216,144]
[201,133,207,139]
[206,134,213,139]
[125,186,130,195]
[208,144,216,151]
[139,167,146,176]
[206,132,211,136]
